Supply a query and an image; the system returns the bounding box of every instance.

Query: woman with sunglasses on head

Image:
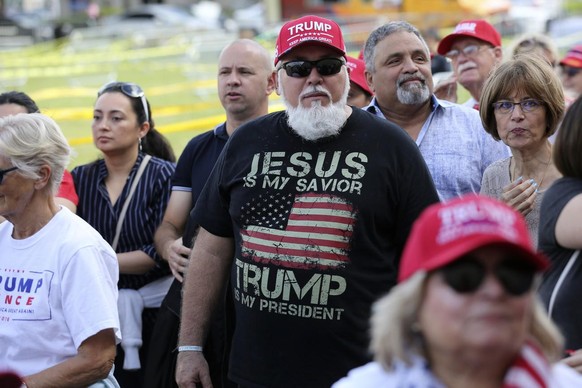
[538,96,582,374]
[71,82,175,387]
[479,55,565,248]
[0,91,78,215]
[0,113,120,387]
[334,195,582,387]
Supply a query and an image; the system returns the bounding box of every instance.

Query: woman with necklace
[479,54,565,248]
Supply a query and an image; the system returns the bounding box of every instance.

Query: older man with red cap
[175,14,439,388]
[434,19,503,109]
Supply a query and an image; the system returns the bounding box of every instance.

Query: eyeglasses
[562,67,582,78]
[445,44,490,60]
[0,166,18,185]
[492,99,544,115]
[440,258,536,296]
[97,82,149,124]
[278,58,345,78]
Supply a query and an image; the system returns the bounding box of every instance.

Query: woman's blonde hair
[370,272,564,369]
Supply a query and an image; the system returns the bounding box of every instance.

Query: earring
[138,137,142,152]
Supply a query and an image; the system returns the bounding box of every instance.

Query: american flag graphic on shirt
[240,192,357,270]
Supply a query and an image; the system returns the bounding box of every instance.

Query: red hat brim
[560,57,582,68]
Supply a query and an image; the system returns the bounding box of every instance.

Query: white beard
[396,73,430,105]
[279,71,350,141]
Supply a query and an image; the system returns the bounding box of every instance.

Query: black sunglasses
[279,58,345,78]
[439,258,536,296]
[97,82,149,123]
[0,166,18,185]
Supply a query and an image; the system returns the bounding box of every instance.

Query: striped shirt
[72,153,175,289]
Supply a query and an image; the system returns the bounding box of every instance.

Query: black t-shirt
[162,124,229,315]
[191,109,439,387]
[538,177,582,351]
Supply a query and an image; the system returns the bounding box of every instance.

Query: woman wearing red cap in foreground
[334,195,582,387]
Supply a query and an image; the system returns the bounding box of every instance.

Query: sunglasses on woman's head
[97,82,149,123]
[439,257,536,296]
[279,58,345,78]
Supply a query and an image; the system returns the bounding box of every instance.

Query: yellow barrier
[1,35,284,153]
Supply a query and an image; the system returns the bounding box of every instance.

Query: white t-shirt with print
[0,207,120,376]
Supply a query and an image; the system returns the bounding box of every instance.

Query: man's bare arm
[155,191,193,281]
[176,227,234,388]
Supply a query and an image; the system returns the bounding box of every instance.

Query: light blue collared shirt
[364,95,509,200]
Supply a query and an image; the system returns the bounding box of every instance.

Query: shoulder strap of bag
[111,155,152,251]
[548,249,580,318]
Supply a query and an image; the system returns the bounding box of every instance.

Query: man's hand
[165,237,191,282]
[176,351,213,388]
[433,74,458,103]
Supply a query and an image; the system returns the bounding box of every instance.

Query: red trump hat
[437,19,502,55]
[275,15,346,65]
[346,56,373,96]
[560,44,582,68]
[398,195,548,283]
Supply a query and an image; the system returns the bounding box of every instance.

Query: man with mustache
[434,19,503,108]
[363,21,508,200]
[175,15,439,388]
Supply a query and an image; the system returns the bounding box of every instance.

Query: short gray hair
[363,21,430,73]
[0,113,70,195]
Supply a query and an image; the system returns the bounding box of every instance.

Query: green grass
[2,33,474,169]
[0,35,283,168]
[565,0,582,13]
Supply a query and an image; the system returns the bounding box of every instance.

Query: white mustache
[300,86,332,99]
[457,61,477,73]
